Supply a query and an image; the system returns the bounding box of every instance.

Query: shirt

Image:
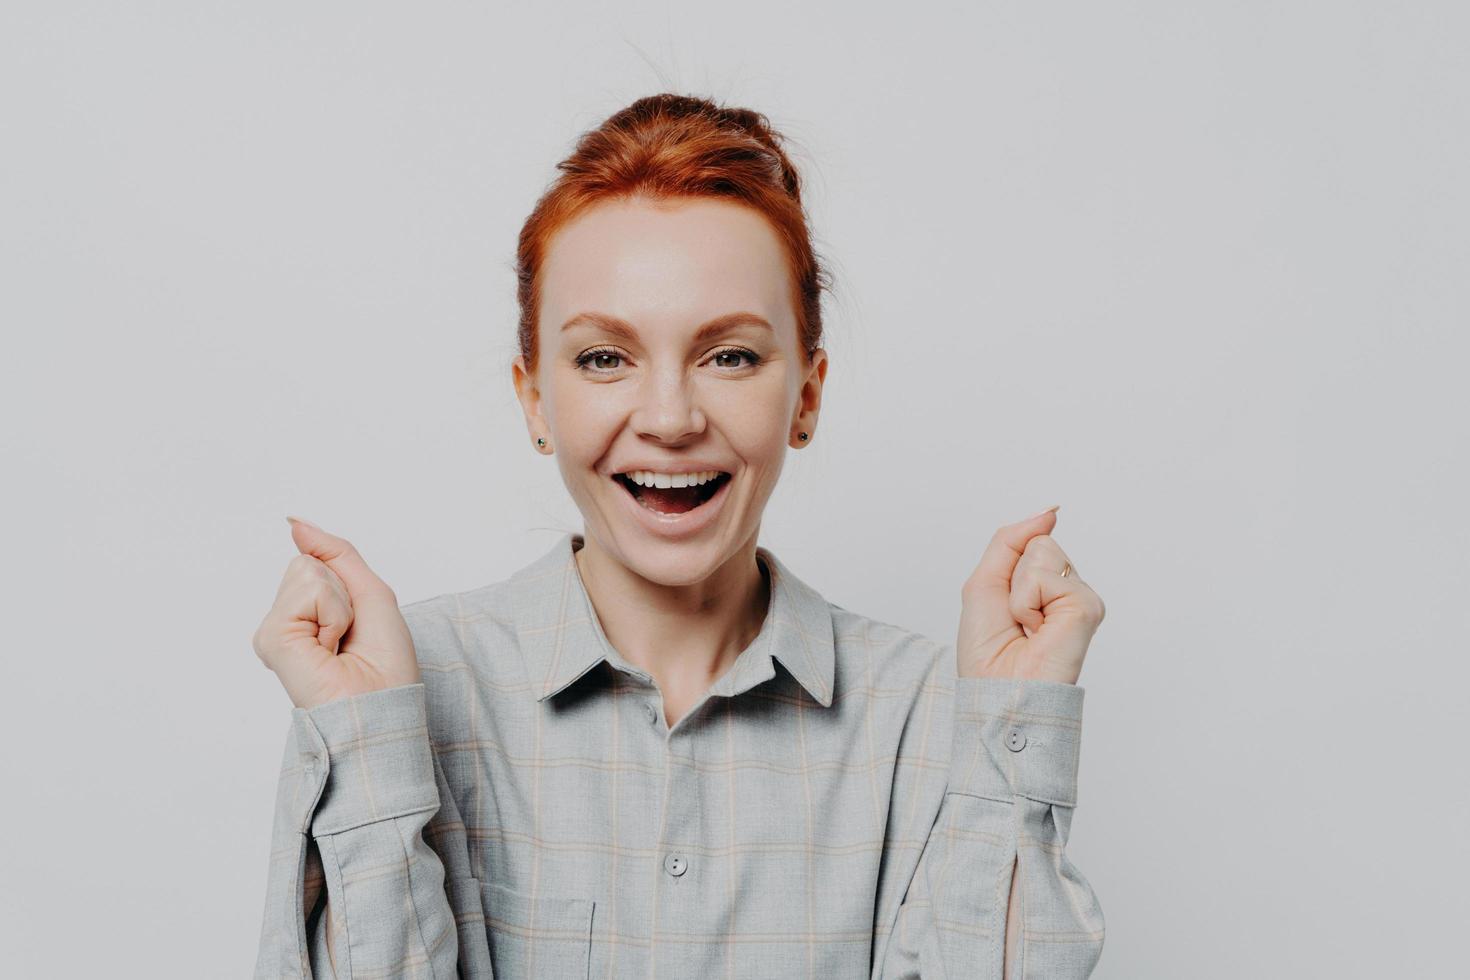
[253,531,1105,979]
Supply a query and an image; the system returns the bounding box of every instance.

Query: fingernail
[286,515,321,530]
[1027,504,1061,520]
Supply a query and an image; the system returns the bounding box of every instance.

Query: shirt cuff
[948,676,1086,807]
[291,682,441,837]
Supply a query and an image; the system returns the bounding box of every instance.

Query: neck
[572,532,771,705]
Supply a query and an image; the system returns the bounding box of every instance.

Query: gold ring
[1060,562,1073,578]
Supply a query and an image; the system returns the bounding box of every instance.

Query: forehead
[539,196,794,339]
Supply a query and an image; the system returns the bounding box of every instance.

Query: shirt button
[643,702,659,725]
[1005,728,1027,752]
[663,853,687,877]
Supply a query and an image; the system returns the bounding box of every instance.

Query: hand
[956,507,1105,685]
[252,517,421,710]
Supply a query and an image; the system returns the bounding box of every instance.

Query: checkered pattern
[253,532,1104,978]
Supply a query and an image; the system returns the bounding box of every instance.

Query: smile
[609,468,734,539]
[614,470,731,515]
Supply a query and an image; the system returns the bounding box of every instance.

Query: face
[512,195,827,587]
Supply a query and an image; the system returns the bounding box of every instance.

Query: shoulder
[826,600,955,698]
[821,602,956,762]
[396,579,521,670]
[395,580,526,740]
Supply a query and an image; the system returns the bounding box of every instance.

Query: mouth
[612,471,732,516]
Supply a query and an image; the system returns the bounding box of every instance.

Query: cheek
[547,380,621,444]
[718,397,791,461]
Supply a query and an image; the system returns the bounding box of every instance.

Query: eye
[575,346,762,375]
[574,346,624,373]
[709,347,762,370]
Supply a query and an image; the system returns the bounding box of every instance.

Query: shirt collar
[507,531,835,708]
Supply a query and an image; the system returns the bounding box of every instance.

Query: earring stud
[798,432,808,441]
[536,437,546,448]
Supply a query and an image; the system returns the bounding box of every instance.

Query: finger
[1011,538,1090,635]
[286,518,393,604]
[273,558,356,655]
[1021,533,1080,590]
[962,507,1060,637]
[280,553,352,606]
[1010,561,1073,635]
[312,573,355,655]
[316,559,352,614]
[1021,532,1073,573]
[257,557,347,656]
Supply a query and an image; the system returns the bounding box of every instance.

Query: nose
[630,370,706,444]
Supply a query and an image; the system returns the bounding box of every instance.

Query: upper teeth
[622,470,724,489]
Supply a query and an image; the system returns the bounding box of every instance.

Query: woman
[252,94,1106,979]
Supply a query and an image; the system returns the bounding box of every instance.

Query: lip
[612,465,733,476]
[611,471,732,539]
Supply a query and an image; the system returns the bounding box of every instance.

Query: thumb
[961,505,1060,633]
[285,516,394,605]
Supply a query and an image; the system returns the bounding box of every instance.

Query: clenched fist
[957,506,1106,685]
[252,517,422,710]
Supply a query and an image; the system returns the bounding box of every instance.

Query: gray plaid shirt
[253,532,1104,978]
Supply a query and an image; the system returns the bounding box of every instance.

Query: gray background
[2,2,1465,976]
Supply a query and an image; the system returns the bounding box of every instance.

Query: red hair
[515,93,832,374]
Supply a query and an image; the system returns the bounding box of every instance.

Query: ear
[511,354,547,443]
[792,346,828,445]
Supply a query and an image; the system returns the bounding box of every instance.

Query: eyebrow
[559,310,775,345]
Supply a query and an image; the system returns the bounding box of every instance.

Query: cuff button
[1005,728,1027,752]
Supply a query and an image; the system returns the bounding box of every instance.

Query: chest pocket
[479,879,595,980]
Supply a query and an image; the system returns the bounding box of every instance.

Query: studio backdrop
[1,2,1464,977]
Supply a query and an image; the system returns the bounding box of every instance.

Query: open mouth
[613,471,732,516]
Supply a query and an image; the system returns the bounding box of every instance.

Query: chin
[609,533,733,585]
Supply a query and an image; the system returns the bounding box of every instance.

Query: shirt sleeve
[875,676,1105,979]
[252,682,494,978]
